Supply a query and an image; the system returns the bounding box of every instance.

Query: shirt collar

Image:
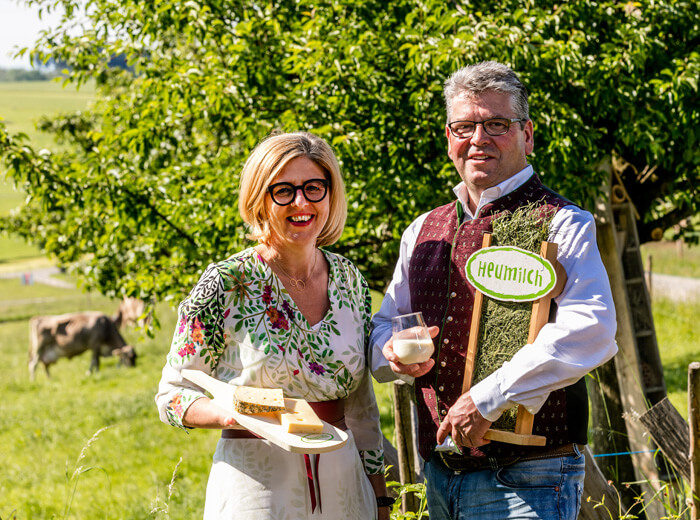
[452,165,534,220]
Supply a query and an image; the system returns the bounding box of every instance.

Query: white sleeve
[344,369,384,451]
[470,206,619,421]
[369,213,429,383]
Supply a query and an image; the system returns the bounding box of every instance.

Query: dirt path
[0,266,74,289]
[647,272,700,302]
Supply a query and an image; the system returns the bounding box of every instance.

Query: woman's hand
[182,396,238,429]
[381,325,438,378]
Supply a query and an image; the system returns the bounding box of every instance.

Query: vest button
[450,292,457,298]
[446,316,453,322]
[440,361,446,367]
[441,409,447,416]
[438,386,444,392]
[443,338,449,344]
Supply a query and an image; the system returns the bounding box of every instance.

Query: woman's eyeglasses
[267,179,329,206]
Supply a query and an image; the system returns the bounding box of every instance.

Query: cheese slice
[276,398,324,434]
[233,386,285,414]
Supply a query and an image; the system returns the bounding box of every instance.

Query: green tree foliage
[1,0,698,306]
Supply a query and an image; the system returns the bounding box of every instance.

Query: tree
[1,0,698,307]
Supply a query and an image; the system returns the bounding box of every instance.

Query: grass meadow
[0,271,396,519]
[1,80,699,518]
[0,80,95,262]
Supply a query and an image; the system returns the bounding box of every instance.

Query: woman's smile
[288,213,315,225]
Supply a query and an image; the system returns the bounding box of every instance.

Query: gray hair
[443,61,529,123]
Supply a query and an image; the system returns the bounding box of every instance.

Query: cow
[28,311,137,380]
[112,297,150,329]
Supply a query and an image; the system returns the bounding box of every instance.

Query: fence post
[689,362,700,520]
[393,381,419,513]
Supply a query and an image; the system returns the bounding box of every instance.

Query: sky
[0,1,63,69]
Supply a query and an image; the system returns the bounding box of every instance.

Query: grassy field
[641,241,700,278]
[652,297,700,419]
[0,271,395,520]
[0,277,212,519]
[0,80,95,261]
[0,80,95,149]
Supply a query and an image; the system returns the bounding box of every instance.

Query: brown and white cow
[28,311,137,380]
[112,297,150,329]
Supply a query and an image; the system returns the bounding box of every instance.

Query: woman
[155,132,390,519]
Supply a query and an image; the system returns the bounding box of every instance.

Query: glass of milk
[391,312,434,364]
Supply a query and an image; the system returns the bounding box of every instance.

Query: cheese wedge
[233,386,285,414]
[276,398,324,434]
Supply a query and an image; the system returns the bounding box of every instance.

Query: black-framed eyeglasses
[447,118,527,139]
[267,178,329,206]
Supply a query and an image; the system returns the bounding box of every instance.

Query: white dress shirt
[370,166,618,422]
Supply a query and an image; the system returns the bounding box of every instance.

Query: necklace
[272,249,318,290]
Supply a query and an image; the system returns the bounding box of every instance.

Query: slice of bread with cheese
[275,398,324,434]
[233,386,285,414]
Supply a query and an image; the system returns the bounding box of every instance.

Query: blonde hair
[238,132,347,246]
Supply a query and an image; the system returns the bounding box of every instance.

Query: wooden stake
[462,233,491,393]
[689,362,700,520]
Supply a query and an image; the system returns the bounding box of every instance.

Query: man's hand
[436,391,492,448]
[382,325,438,378]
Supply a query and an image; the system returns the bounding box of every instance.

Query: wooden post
[512,240,563,439]
[646,254,653,302]
[579,445,622,520]
[588,359,645,513]
[638,397,690,480]
[689,362,700,520]
[393,381,418,513]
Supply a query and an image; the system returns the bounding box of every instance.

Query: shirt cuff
[370,345,415,384]
[360,448,385,475]
[165,390,205,429]
[468,372,514,423]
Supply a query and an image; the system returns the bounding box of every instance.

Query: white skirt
[203,431,378,519]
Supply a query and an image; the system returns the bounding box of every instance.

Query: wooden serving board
[181,369,348,454]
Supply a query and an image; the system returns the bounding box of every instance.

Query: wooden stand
[461,234,567,446]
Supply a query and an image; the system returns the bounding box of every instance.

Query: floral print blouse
[155,248,384,474]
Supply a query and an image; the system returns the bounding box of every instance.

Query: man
[370,61,618,519]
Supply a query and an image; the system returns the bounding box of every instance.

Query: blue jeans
[424,445,585,520]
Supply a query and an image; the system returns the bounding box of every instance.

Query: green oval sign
[465,246,556,302]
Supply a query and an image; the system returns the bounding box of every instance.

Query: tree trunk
[594,167,663,518]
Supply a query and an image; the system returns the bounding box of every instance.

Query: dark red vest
[409,174,589,461]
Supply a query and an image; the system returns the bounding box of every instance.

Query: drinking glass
[391,312,434,364]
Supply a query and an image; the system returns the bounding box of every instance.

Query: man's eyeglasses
[267,179,329,206]
[446,118,527,139]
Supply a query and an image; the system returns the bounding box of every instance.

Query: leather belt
[437,442,578,473]
[221,428,260,439]
[221,399,346,440]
